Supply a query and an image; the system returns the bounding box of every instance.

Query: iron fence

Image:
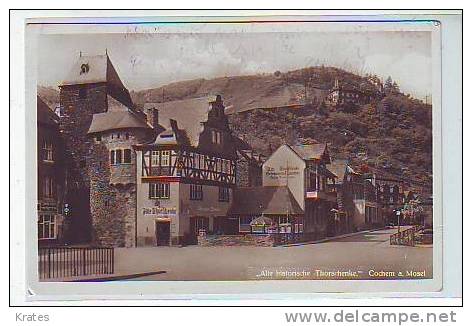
[390,225,422,246]
[38,247,114,279]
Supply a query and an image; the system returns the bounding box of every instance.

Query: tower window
[95,135,102,142]
[79,87,87,99]
[115,149,122,164]
[123,149,132,164]
[80,63,90,74]
[110,150,115,165]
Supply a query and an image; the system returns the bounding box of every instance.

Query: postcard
[21,13,446,299]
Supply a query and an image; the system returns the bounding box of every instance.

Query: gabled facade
[252,143,338,240]
[134,95,238,246]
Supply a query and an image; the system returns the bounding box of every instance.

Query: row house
[326,159,383,233]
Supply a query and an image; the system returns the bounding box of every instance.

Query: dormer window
[211,130,222,145]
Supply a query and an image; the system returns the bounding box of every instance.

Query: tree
[392,81,400,93]
[384,76,393,93]
[317,100,327,116]
[401,199,424,225]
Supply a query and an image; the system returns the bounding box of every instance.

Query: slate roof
[62,55,109,86]
[88,96,151,134]
[229,186,304,215]
[144,97,211,147]
[61,54,134,108]
[289,143,328,161]
[37,96,59,127]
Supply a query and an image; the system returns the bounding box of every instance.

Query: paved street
[112,228,433,281]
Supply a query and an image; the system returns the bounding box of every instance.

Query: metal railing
[389,225,422,246]
[38,247,114,279]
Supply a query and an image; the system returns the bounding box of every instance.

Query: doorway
[155,221,170,246]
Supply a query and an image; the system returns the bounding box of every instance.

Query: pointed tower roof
[62,54,109,86]
[61,53,133,108]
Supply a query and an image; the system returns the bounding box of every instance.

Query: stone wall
[197,234,275,247]
[236,156,262,187]
[59,83,109,242]
[60,84,108,187]
[88,129,146,247]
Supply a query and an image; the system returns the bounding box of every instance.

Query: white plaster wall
[135,150,180,244]
[262,145,306,210]
[179,184,232,235]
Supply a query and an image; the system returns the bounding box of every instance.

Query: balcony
[305,189,337,202]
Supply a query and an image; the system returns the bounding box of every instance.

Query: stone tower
[58,53,135,243]
[87,96,154,247]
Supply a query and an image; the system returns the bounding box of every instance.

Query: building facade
[59,53,148,245]
[37,96,66,246]
[87,97,155,247]
[326,79,377,108]
[245,143,338,240]
[134,96,238,246]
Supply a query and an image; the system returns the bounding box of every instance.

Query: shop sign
[264,165,300,179]
[142,206,177,216]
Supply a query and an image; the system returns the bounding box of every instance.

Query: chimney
[147,107,159,129]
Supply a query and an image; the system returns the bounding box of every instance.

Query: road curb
[280,227,389,247]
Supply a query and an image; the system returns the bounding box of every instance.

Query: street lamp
[395,210,401,233]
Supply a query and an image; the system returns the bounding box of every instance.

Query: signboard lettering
[142,206,177,216]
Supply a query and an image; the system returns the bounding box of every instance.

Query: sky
[38,30,432,99]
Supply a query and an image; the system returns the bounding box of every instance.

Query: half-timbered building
[134,95,239,246]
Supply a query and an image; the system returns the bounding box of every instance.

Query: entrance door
[155,221,170,246]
